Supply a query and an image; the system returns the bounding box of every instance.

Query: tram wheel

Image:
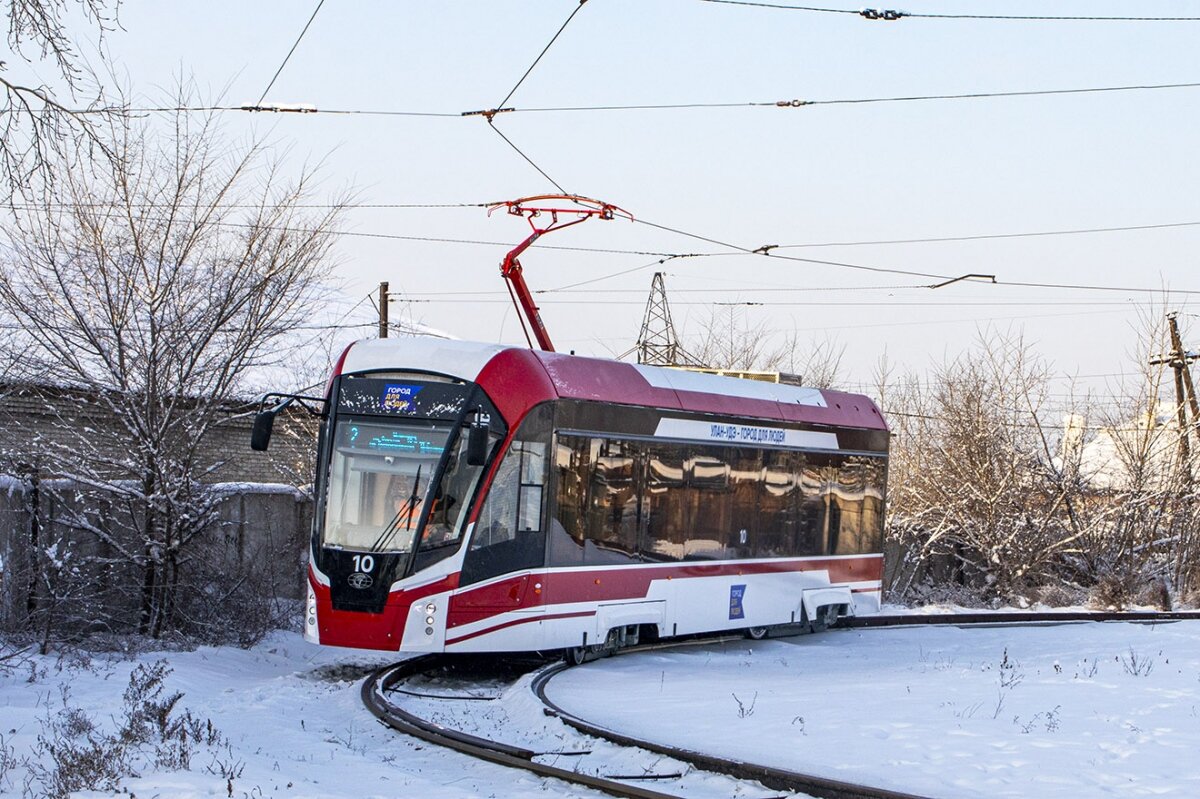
[745,626,770,640]
[565,646,589,666]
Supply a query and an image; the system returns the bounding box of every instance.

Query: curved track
[362,652,820,799]
[362,610,1200,799]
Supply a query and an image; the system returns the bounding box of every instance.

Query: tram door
[449,433,549,641]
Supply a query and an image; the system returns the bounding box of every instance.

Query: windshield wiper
[369,465,423,553]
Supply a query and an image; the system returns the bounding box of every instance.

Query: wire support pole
[379,281,389,338]
[1151,312,1200,476]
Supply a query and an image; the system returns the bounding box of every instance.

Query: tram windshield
[322,419,451,553]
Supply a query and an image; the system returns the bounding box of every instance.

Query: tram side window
[685,452,732,560]
[550,436,589,566]
[641,444,687,562]
[728,448,762,559]
[585,438,640,565]
[795,458,829,557]
[460,406,550,585]
[756,450,796,558]
[551,435,642,566]
[829,456,886,555]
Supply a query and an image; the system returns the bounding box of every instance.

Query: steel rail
[361,656,693,799]
[532,661,927,799]
[362,610,1199,799]
[844,610,1200,628]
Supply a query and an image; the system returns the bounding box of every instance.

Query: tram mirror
[250,410,276,452]
[466,425,489,466]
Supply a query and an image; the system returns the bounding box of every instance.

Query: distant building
[0,382,317,485]
[1071,403,1187,491]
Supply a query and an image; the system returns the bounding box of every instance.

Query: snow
[0,474,25,498]
[545,622,1200,798]
[3,621,1198,797]
[205,481,307,498]
[0,634,610,799]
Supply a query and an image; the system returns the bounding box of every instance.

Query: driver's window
[460,404,551,585]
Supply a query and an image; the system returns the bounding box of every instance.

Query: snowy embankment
[3,621,1197,798]
[0,635,606,799]
[546,622,1200,798]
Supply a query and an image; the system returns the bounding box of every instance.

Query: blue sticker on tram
[729,584,746,620]
[381,383,423,412]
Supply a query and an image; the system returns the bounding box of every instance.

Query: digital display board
[338,421,448,459]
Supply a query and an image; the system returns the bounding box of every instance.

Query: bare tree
[2,0,120,197]
[1071,308,1200,606]
[686,307,844,386]
[0,101,344,641]
[885,329,1091,599]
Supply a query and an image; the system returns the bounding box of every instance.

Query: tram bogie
[262,337,889,656]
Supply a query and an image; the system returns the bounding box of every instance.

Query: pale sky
[79,2,1200,400]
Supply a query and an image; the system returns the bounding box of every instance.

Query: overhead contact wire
[256,0,328,105]
[635,218,951,281]
[487,121,568,194]
[496,0,590,110]
[482,1,591,194]
[96,81,1200,117]
[696,0,1200,21]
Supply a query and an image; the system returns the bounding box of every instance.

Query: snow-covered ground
[0,634,610,799]
[2,620,1197,798]
[546,621,1200,798]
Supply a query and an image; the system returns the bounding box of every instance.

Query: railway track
[361,610,1200,799]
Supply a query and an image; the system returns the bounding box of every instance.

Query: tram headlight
[424,602,436,614]
[425,616,435,625]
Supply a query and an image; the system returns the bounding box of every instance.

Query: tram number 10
[351,554,375,573]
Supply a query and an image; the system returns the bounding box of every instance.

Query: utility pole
[378,281,389,338]
[1150,311,1200,471]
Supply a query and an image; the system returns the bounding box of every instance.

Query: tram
[252,336,889,658]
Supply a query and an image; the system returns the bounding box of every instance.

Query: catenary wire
[695,0,1200,21]
[105,79,1200,117]
[24,205,1200,297]
[487,121,568,194]
[19,200,1200,251]
[774,219,1200,248]
[496,0,590,110]
[256,0,328,106]
[637,217,1200,295]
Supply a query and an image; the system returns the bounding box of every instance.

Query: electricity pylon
[630,272,701,366]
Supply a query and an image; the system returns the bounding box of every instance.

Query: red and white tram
[255,336,888,658]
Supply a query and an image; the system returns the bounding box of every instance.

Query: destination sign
[653,418,839,450]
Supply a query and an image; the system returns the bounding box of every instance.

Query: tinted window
[547,426,885,567]
[460,405,550,585]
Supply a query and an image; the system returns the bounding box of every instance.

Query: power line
[636,217,1200,295]
[19,200,1200,252]
[774,219,1200,248]
[22,204,1200,298]
[518,81,1200,112]
[19,202,1200,251]
[636,217,953,281]
[112,79,1200,117]
[476,0,591,193]
[256,0,328,106]
[695,0,1200,22]
[496,0,590,110]
[487,121,567,194]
